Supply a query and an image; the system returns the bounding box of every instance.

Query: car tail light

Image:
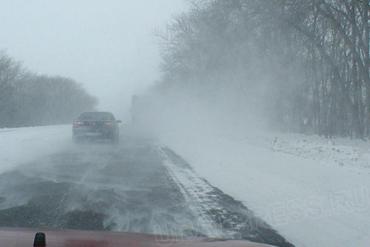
[73,121,83,128]
[104,121,113,127]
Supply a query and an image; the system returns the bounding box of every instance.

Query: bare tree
[150,0,370,138]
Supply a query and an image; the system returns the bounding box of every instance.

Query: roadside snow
[160,131,370,247]
[0,125,71,174]
[266,133,370,170]
[158,146,226,238]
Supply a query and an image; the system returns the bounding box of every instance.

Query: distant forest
[138,0,369,138]
[0,52,97,127]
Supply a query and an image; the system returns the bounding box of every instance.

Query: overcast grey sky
[0,0,186,118]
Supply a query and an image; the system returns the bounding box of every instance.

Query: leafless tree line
[156,0,369,138]
[0,52,97,127]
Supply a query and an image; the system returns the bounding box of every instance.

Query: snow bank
[260,133,370,171]
[0,125,71,174]
[160,132,370,247]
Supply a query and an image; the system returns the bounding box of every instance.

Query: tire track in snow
[158,146,225,238]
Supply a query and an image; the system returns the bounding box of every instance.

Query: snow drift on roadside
[0,125,71,174]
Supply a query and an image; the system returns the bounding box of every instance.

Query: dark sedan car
[72,112,121,143]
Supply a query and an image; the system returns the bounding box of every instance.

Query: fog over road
[0,129,293,247]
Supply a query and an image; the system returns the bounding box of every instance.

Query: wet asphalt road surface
[0,135,294,247]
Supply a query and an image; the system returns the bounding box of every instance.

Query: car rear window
[78,112,115,121]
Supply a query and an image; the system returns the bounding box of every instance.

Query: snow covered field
[0,125,71,174]
[160,132,370,247]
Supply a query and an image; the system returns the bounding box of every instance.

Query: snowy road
[0,126,292,247]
